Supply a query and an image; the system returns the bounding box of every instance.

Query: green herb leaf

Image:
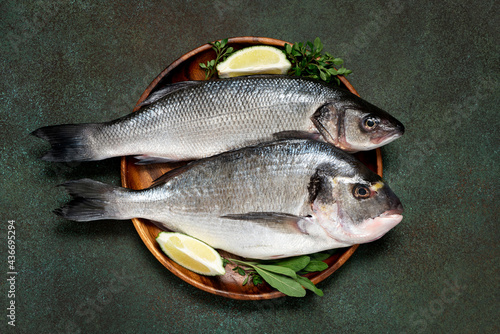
[285,37,351,85]
[198,39,236,79]
[272,256,311,272]
[332,58,344,65]
[302,260,329,273]
[254,267,306,297]
[252,274,263,286]
[226,257,325,297]
[309,252,331,262]
[320,70,327,82]
[313,37,323,53]
[327,68,338,76]
[255,264,297,278]
[294,275,324,296]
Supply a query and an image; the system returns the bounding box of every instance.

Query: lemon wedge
[156,232,226,276]
[217,45,292,78]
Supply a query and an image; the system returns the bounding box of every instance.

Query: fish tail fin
[55,179,132,222]
[31,123,101,162]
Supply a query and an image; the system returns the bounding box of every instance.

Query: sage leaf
[310,252,331,262]
[256,264,297,278]
[302,260,329,273]
[272,256,310,272]
[254,267,306,297]
[294,275,324,296]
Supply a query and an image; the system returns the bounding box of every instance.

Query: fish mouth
[370,132,403,145]
[381,207,404,216]
[358,210,404,243]
[374,212,403,225]
[375,200,404,224]
[370,120,405,146]
[371,209,403,225]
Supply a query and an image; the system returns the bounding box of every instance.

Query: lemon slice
[217,45,292,78]
[156,232,226,276]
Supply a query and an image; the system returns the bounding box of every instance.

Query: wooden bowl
[120,37,383,300]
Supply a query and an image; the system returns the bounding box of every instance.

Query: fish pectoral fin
[221,212,311,235]
[149,163,195,188]
[137,81,203,108]
[273,130,322,141]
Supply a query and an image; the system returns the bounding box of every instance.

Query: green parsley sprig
[284,37,352,85]
[199,38,234,79]
[224,252,332,297]
[199,37,351,84]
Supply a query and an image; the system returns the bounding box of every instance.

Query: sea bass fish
[56,139,403,259]
[32,75,404,163]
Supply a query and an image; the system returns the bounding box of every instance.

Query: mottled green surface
[1,0,498,333]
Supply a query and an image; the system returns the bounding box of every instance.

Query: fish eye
[353,184,371,199]
[363,116,379,130]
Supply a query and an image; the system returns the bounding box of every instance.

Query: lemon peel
[156,232,225,276]
[217,45,291,78]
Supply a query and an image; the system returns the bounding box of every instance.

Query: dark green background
[1,0,498,333]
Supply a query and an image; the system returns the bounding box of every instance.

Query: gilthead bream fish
[32,75,404,163]
[56,139,403,259]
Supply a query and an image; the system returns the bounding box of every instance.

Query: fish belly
[127,141,345,258]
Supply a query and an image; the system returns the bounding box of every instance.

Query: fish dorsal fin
[221,212,311,235]
[138,81,203,108]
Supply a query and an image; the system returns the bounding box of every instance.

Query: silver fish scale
[139,140,346,223]
[94,76,340,160]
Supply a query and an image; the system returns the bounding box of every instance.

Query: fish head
[313,94,404,152]
[310,165,403,245]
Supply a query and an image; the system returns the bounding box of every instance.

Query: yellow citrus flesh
[217,45,292,78]
[156,232,225,276]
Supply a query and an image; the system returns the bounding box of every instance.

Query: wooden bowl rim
[120,36,382,299]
